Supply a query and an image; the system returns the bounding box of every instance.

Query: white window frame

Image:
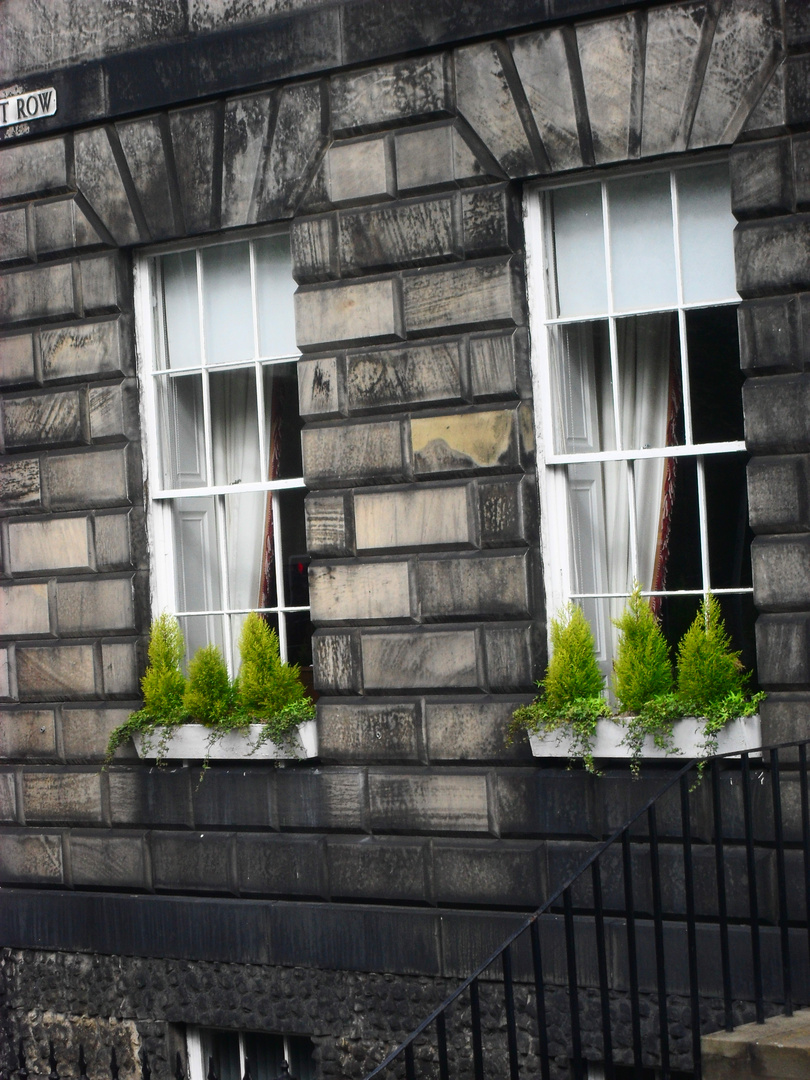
[524,157,752,659]
[134,228,308,672]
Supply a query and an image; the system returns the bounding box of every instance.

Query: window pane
[202,242,254,365]
[230,612,279,675]
[616,312,683,450]
[256,235,298,357]
[161,250,201,370]
[173,497,222,612]
[285,611,314,669]
[658,593,701,660]
[718,593,758,682]
[243,1032,286,1080]
[179,615,225,670]
[550,184,608,317]
[223,492,268,610]
[200,1030,241,1080]
[264,362,303,479]
[678,163,737,304]
[608,173,677,312]
[210,368,261,486]
[286,1037,317,1080]
[160,373,207,488]
[686,306,744,443]
[549,321,613,453]
[705,454,752,589]
[658,456,702,592]
[280,489,310,608]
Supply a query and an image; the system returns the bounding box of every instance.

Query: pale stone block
[0,333,35,386]
[295,279,401,349]
[425,700,529,761]
[0,709,56,759]
[0,263,75,324]
[361,630,479,689]
[0,206,28,264]
[331,54,452,134]
[394,124,488,191]
[79,254,122,314]
[369,772,489,832]
[641,3,704,156]
[42,447,129,509]
[418,553,530,618]
[74,126,141,246]
[55,577,135,634]
[0,583,50,636]
[40,320,128,381]
[327,137,393,204]
[310,561,411,622]
[305,494,349,555]
[23,771,103,823]
[71,833,148,888]
[7,517,91,573]
[0,648,11,700]
[0,458,41,508]
[2,389,84,450]
[318,702,420,762]
[93,513,131,568]
[338,197,459,272]
[402,261,518,334]
[302,420,404,485]
[16,644,96,699]
[0,137,67,200]
[101,642,139,695]
[221,91,276,229]
[511,28,583,171]
[411,409,517,473]
[0,772,16,820]
[0,832,63,883]
[33,198,101,254]
[347,341,463,411]
[576,14,638,163]
[312,631,361,693]
[470,333,519,399]
[89,385,125,440]
[354,486,471,550]
[298,356,340,417]
[61,706,134,760]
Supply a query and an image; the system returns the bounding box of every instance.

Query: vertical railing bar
[710,758,734,1032]
[648,804,671,1078]
[502,944,521,1080]
[470,977,485,1080]
[622,831,644,1080]
[563,887,585,1080]
[530,918,552,1080]
[741,752,765,1023]
[679,771,702,1079]
[404,1043,416,1080]
[770,748,793,1016]
[800,744,810,970]
[436,1011,450,1080]
[591,859,615,1080]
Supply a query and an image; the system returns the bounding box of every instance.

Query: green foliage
[620,693,683,778]
[543,603,604,710]
[677,595,749,717]
[510,694,610,774]
[183,644,234,727]
[237,612,306,720]
[140,613,187,722]
[612,585,673,713]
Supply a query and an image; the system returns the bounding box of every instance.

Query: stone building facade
[1,0,809,1075]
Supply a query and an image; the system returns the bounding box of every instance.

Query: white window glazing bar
[154,477,306,500]
[542,297,739,326]
[196,250,215,488]
[272,490,289,660]
[544,439,746,466]
[571,587,753,600]
[249,240,268,474]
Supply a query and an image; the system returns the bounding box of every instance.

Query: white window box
[132,718,318,761]
[528,714,761,761]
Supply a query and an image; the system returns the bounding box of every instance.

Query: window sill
[132,719,318,761]
[527,714,761,761]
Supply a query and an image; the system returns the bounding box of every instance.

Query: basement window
[526,161,755,674]
[186,1027,315,1080]
[136,233,311,673]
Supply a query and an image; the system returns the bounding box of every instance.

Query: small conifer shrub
[237,612,307,718]
[612,584,673,712]
[183,644,234,726]
[676,594,747,714]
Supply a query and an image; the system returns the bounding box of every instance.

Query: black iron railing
[364,740,810,1080]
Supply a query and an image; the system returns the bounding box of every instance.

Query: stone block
[461,187,519,256]
[70,832,148,889]
[327,137,394,205]
[730,140,793,219]
[317,701,421,763]
[735,217,810,297]
[0,137,67,201]
[221,90,276,230]
[495,768,598,838]
[150,831,234,893]
[312,631,362,693]
[74,127,141,247]
[433,839,540,906]
[346,340,463,412]
[42,448,129,509]
[748,455,810,533]
[331,54,453,134]
[33,199,102,255]
[738,295,808,373]
[169,103,218,236]
[295,279,402,350]
[743,64,786,138]
[455,41,536,178]
[425,698,532,762]
[338,197,459,273]
[418,553,530,619]
[744,374,810,452]
[484,624,535,690]
[394,124,490,191]
[291,216,338,282]
[6,516,92,573]
[786,54,810,129]
[16,644,97,700]
[305,494,350,556]
[635,6,699,153]
[0,334,35,386]
[368,770,490,833]
[0,648,12,701]
[0,458,41,508]
[93,513,132,569]
[255,80,328,224]
[511,27,582,171]
[354,484,473,550]
[302,420,405,486]
[238,833,327,898]
[298,356,341,418]
[88,384,126,440]
[0,206,28,265]
[23,771,103,824]
[117,117,177,241]
[478,478,528,546]
[79,254,125,315]
[108,768,192,827]
[752,535,810,610]
[0,772,16,820]
[61,707,134,761]
[576,14,638,164]
[327,837,426,901]
[760,691,810,746]
[101,643,139,696]
[0,709,56,759]
[41,319,131,382]
[402,260,520,334]
[411,408,518,474]
[794,134,810,211]
[0,831,63,884]
[361,629,479,690]
[55,577,135,634]
[0,263,75,324]
[310,560,412,622]
[0,583,50,637]
[274,768,365,831]
[2,389,85,450]
[756,614,810,686]
[191,768,272,828]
